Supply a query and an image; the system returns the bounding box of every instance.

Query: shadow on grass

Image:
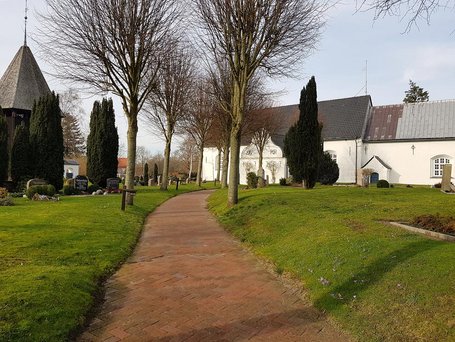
[314,239,437,309]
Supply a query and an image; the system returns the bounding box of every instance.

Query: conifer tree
[403,80,429,103]
[284,77,321,189]
[86,98,119,187]
[29,93,64,189]
[153,163,159,184]
[143,162,149,185]
[10,122,31,183]
[0,108,8,181]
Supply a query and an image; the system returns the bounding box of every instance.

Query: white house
[203,96,455,186]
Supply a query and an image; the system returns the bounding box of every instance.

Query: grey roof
[366,100,455,141]
[395,100,455,140]
[252,95,372,149]
[362,155,391,169]
[0,45,50,111]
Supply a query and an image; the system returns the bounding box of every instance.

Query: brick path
[78,190,349,341]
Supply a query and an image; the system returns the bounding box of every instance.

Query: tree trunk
[125,114,138,205]
[216,147,221,183]
[161,139,171,190]
[228,125,241,205]
[196,144,204,187]
[258,149,265,187]
[187,149,193,184]
[228,79,246,206]
[221,141,229,188]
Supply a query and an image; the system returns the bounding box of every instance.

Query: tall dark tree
[153,163,159,184]
[143,162,149,185]
[10,122,31,183]
[86,98,119,187]
[403,80,429,103]
[284,77,320,189]
[29,92,64,189]
[0,108,8,181]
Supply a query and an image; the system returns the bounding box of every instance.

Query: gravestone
[106,178,120,192]
[441,164,452,192]
[75,175,89,192]
[27,178,47,189]
[157,175,161,186]
[148,179,154,186]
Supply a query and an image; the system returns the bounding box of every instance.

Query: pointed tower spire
[24,0,28,46]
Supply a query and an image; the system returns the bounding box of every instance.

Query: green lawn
[208,185,455,342]
[0,183,216,341]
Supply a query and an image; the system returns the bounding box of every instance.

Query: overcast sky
[0,0,454,154]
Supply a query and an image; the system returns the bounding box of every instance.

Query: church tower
[0,2,51,149]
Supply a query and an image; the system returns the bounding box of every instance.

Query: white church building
[202,95,455,186]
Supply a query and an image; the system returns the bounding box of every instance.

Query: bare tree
[185,79,214,186]
[359,0,453,30]
[174,135,199,182]
[143,44,195,190]
[136,146,151,176]
[39,0,181,204]
[249,110,283,186]
[194,0,325,205]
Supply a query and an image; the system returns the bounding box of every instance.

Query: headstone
[27,178,47,189]
[441,164,452,192]
[75,175,89,192]
[106,178,120,192]
[148,179,154,186]
[157,175,161,186]
[257,168,265,187]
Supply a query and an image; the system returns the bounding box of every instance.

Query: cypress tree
[153,163,159,184]
[143,162,149,185]
[10,122,31,183]
[284,77,321,188]
[87,98,119,187]
[29,92,64,189]
[0,107,8,181]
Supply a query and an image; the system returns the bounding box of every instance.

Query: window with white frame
[432,155,451,177]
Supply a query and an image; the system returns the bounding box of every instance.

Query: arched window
[431,155,452,177]
[325,150,337,163]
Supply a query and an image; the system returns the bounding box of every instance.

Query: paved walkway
[79,190,349,341]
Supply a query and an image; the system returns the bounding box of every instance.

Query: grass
[208,185,455,342]
[0,182,217,341]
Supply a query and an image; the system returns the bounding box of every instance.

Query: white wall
[363,140,455,185]
[64,164,80,179]
[202,139,288,184]
[323,140,361,183]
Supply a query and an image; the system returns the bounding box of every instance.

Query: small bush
[88,184,100,193]
[0,197,14,206]
[62,185,81,196]
[279,178,287,186]
[377,179,390,188]
[26,185,56,199]
[433,183,441,189]
[247,172,258,189]
[318,152,339,185]
[0,187,8,199]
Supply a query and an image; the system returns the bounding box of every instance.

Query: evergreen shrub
[247,172,258,189]
[26,185,56,199]
[377,179,390,188]
[279,178,287,186]
[318,152,339,185]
